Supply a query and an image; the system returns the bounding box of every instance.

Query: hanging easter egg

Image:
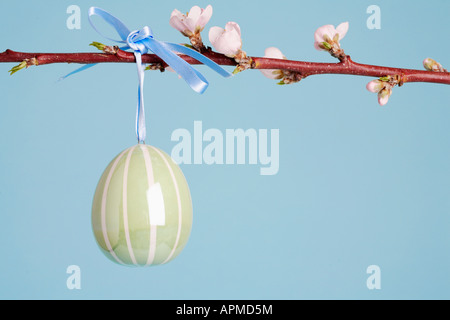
[92,144,193,266]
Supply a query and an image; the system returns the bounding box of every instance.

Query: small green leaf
[322,42,332,50]
[379,76,390,82]
[183,43,195,49]
[232,67,241,75]
[277,80,286,85]
[90,41,106,51]
[8,61,27,76]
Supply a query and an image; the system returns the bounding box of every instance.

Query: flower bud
[377,88,392,106]
[314,22,349,52]
[366,80,384,93]
[209,22,242,58]
[260,47,286,80]
[423,57,446,72]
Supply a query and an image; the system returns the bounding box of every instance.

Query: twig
[1,49,449,85]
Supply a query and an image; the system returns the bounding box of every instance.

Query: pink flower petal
[188,6,202,21]
[209,26,225,45]
[197,5,213,31]
[209,22,242,57]
[314,24,335,43]
[260,69,281,79]
[264,47,285,59]
[218,30,241,56]
[260,47,285,79]
[170,9,182,19]
[336,22,349,41]
[185,6,202,32]
[378,95,389,106]
[377,89,392,106]
[225,21,241,37]
[366,80,383,93]
[169,9,189,34]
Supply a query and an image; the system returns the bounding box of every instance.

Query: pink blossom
[366,80,384,93]
[366,79,393,106]
[170,5,213,37]
[209,22,242,58]
[378,88,392,106]
[314,22,349,51]
[260,47,286,79]
[366,77,396,106]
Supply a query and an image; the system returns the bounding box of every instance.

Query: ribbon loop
[127,27,153,53]
[68,7,232,143]
[88,7,130,43]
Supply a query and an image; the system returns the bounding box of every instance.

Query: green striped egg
[92,144,193,266]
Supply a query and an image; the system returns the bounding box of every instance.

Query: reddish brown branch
[0,49,236,67]
[1,49,449,85]
[254,57,450,85]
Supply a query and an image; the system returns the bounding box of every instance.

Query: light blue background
[0,0,449,299]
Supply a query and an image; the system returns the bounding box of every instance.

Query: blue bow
[63,7,232,143]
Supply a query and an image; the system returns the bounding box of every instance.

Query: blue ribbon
[64,7,232,143]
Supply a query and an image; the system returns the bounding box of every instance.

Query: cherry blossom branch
[1,49,449,85]
[0,49,234,68]
[2,4,449,107]
[255,56,450,85]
